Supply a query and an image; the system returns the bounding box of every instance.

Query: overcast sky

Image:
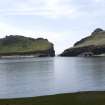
[0,0,105,54]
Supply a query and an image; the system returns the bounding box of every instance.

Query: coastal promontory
[0,35,55,57]
[60,28,105,56]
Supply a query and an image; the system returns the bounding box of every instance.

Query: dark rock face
[48,46,55,57]
[93,28,103,33]
[60,28,105,57]
[37,46,55,57]
[60,45,105,57]
[92,28,104,35]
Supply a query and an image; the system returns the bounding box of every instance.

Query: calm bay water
[0,57,105,98]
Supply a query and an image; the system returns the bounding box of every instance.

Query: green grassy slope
[0,91,105,105]
[74,28,105,48]
[0,35,54,55]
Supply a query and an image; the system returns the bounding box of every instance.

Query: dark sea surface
[0,57,105,98]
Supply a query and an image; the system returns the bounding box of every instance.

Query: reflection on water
[0,57,105,98]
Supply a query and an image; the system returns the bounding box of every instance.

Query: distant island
[60,28,105,57]
[0,35,55,58]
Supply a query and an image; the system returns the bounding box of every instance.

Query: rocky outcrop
[60,28,105,57]
[0,35,55,57]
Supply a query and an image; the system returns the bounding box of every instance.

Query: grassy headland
[0,91,105,105]
[0,35,55,57]
[60,28,105,56]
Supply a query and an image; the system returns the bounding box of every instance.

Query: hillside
[0,35,55,57]
[0,91,105,105]
[60,28,105,56]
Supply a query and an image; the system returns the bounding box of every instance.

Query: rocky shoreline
[60,45,105,57]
